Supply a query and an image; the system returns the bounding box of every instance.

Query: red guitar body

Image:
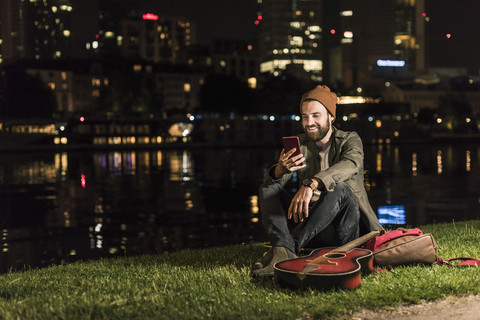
[274,247,374,290]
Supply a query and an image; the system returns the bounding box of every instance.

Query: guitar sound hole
[324,253,346,259]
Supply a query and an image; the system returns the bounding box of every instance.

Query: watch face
[302,178,312,186]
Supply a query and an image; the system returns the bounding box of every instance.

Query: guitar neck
[334,230,380,253]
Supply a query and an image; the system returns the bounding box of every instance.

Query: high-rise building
[210,39,259,87]
[1,0,27,63]
[121,13,196,65]
[337,0,426,88]
[0,0,74,63]
[257,0,324,81]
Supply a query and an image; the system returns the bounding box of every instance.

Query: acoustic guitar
[274,230,380,290]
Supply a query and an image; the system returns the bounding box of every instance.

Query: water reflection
[365,143,480,227]
[0,143,479,273]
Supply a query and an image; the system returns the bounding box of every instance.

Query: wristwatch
[302,178,317,191]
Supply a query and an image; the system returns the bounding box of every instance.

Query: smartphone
[282,136,304,165]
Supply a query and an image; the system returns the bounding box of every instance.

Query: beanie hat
[300,85,338,119]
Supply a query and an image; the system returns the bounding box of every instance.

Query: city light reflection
[466,150,471,172]
[376,152,382,173]
[168,150,194,181]
[250,195,259,214]
[437,150,443,174]
[412,153,418,176]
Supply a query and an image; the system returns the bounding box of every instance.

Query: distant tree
[199,74,255,114]
[417,107,436,125]
[0,71,5,114]
[0,65,56,119]
[256,73,312,115]
[437,94,473,132]
[99,69,157,117]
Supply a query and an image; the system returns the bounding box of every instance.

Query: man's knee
[327,182,355,202]
[259,181,284,200]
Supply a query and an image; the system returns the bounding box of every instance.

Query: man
[252,85,383,277]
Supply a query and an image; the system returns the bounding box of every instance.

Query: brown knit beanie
[299,85,338,119]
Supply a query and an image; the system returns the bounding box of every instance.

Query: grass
[1,220,479,320]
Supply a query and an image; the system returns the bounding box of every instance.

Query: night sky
[426,0,480,73]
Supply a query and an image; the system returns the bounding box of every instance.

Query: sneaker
[251,247,273,271]
[251,247,297,277]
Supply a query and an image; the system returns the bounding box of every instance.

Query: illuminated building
[337,0,426,87]
[210,39,259,87]
[121,14,196,65]
[0,0,74,63]
[256,0,324,81]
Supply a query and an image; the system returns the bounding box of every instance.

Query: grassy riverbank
[1,220,479,320]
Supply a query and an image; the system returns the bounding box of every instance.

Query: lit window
[248,77,257,89]
[184,83,191,92]
[290,21,301,29]
[344,31,353,38]
[340,10,353,16]
[291,36,303,46]
[63,30,71,37]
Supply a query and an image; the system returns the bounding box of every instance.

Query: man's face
[300,100,333,142]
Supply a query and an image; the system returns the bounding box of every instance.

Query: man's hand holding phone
[274,137,306,179]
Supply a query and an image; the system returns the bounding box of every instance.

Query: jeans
[259,181,360,254]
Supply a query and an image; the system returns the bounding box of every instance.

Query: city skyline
[2,0,479,73]
[127,0,258,45]
[141,0,480,74]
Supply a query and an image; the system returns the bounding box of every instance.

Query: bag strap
[364,228,424,251]
[434,257,480,267]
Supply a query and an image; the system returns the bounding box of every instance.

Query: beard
[304,119,331,142]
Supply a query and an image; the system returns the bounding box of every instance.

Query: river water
[1,142,479,273]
